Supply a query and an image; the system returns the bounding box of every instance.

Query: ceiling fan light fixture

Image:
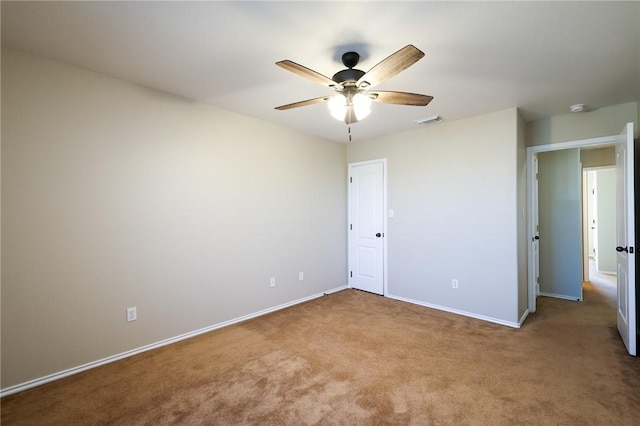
[352,93,372,120]
[328,93,372,121]
[328,95,347,120]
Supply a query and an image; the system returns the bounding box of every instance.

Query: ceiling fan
[275,45,433,125]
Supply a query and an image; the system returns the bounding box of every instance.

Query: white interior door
[533,155,540,300]
[582,171,591,282]
[528,153,541,312]
[588,171,596,259]
[615,122,636,356]
[348,160,385,295]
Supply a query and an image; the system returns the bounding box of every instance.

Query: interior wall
[581,147,615,168]
[1,49,348,389]
[526,102,638,146]
[517,110,528,319]
[347,108,521,326]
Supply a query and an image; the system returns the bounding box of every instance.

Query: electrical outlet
[126,307,137,322]
[452,279,459,289]
[270,277,276,288]
[299,272,304,281]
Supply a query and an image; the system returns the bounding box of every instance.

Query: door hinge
[350,177,352,183]
[350,271,353,278]
[630,247,635,254]
[536,173,538,180]
[350,224,352,230]
[536,277,539,283]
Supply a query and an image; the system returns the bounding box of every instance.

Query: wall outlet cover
[126,307,137,322]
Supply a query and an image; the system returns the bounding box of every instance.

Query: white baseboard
[519,309,530,327]
[323,285,349,295]
[539,292,582,302]
[0,285,349,398]
[386,294,523,328]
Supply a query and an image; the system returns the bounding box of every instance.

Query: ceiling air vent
[415,115,443,125]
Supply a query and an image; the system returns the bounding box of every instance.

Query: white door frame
[347,158,388,295]
[527,134,620,313]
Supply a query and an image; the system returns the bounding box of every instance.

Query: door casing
[527,133,623,313]
[527,125,635,356]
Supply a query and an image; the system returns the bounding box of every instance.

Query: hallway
[586,258,616,307]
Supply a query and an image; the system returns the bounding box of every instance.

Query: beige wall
[1,49,347,389]
[526,102,638,146]
[347,108,522,325]
[580,147,616,168]
[517,110,528,319]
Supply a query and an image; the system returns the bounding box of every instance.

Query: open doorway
[527,123,636,355]
[534,150,616,302]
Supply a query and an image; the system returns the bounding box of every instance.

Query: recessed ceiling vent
[415,115,443,125]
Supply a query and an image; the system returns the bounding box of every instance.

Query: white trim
[386,294,522,329]
[527,133,621,314]
[528,135,619,154]
[519,309,530,327]
[527,150,538,312]
[322,285,349,295]
[347,158,388,296]
[539,292,582,302]
[0,285,348,398]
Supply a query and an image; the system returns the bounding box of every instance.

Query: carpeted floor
[2,280,639,425]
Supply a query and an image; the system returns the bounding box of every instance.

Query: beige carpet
[2,283,639,425]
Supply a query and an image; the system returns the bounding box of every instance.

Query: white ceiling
[2,1,639,143]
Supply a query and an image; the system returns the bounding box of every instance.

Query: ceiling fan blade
[276,60,340,89]
[275,96,332,111]
[369,91,433,106]
[356,45,425,89]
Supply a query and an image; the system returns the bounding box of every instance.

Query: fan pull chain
[348,126,352,142]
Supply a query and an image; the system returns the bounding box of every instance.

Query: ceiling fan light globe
[328,95,347,121]
[353,93,372,120]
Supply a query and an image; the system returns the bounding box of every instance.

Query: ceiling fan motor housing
[332,51,366,86]
[332,68,365,85]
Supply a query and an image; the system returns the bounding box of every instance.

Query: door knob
[616,246,629,253]
[534,236,540,240]
[375,233,382,238]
